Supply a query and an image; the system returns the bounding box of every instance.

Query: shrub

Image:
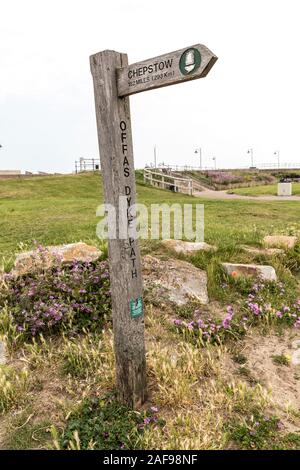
[227,411,300,450]
[3,257,111,337]
[58,396,163,450]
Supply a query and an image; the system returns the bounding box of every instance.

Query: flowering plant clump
[59,396,164,450]
[243,281,300,328]
[3,254,111,337]
[227,411,286,450]
[172,306,247,345]
[172,280,300,346]
[207,171,244,186]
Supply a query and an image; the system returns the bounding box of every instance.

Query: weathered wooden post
[90,51,146,407]
[90,44,217,408]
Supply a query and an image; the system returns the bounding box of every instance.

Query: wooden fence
[143,168,204,195]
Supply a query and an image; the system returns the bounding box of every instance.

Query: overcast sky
[1,0,300,173]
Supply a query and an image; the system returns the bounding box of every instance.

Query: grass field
[1,172,300,260]
[1,172,300,450]
[230,182,300,197]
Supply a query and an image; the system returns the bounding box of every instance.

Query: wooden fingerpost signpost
[90,44,217,408]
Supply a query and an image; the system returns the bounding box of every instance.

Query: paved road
[193,189,300,201]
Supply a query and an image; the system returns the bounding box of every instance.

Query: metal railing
[145,163,300,172]
[75,158,101,173]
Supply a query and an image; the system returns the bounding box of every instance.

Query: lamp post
[212,156,216,170]
[194,148,202,169]
[154,145,157,169]
[247,148,254,168]
[274,150,280,169]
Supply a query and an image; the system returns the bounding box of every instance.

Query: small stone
[222,262,277,281]
[12,242,102,277]
[263,235,297,250]
[241,246,284,256]
[161,239,216,255]
[0,340,7,365]
[291,349,300,366]
[291,339,300,350]
[143,255,209,306]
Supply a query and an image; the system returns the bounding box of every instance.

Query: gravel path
[193,190,300,201]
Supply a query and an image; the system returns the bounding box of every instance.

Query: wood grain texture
[117,44,217,97]
[90,50,147,408]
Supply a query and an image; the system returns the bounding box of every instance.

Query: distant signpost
[90,44,217,408]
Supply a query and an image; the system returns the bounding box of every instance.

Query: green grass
[2,410,52,450]
[1,172,300,260]
[231,183,300,196]
[272,354,290,366]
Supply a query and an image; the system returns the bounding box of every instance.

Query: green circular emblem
[179,48,201,75]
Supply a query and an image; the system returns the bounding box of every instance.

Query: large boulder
[143,255,208,306]
[12,242,102,277]
[161,239,216,255]
[263,235,297,250]
[222,262,277,281]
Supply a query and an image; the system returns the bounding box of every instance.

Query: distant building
[0,170,21,175]
[0,170,21,178]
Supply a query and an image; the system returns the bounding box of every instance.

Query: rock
[161,239,216,255]
[291,339,300,350]
[263,235,297,250]
[291,349,300,366]
[241,245,284,256]
[222,262,277,281]
[0,340,7,365]
[12,242,102,277]
[143,255,208,306]
[51,243,102,263]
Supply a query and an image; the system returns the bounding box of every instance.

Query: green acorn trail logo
[179,48,201,75]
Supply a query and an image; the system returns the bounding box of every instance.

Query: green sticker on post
[130,297,143,319]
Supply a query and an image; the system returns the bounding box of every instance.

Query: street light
[212,156,216,170]
[247,148,254,168]
[274,150,280,169]
[154,145,157,169]
[194,148,202,169]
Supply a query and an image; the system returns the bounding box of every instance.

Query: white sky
[1,0,300,172]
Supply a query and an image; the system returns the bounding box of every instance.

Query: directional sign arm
[117,44,217,97]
